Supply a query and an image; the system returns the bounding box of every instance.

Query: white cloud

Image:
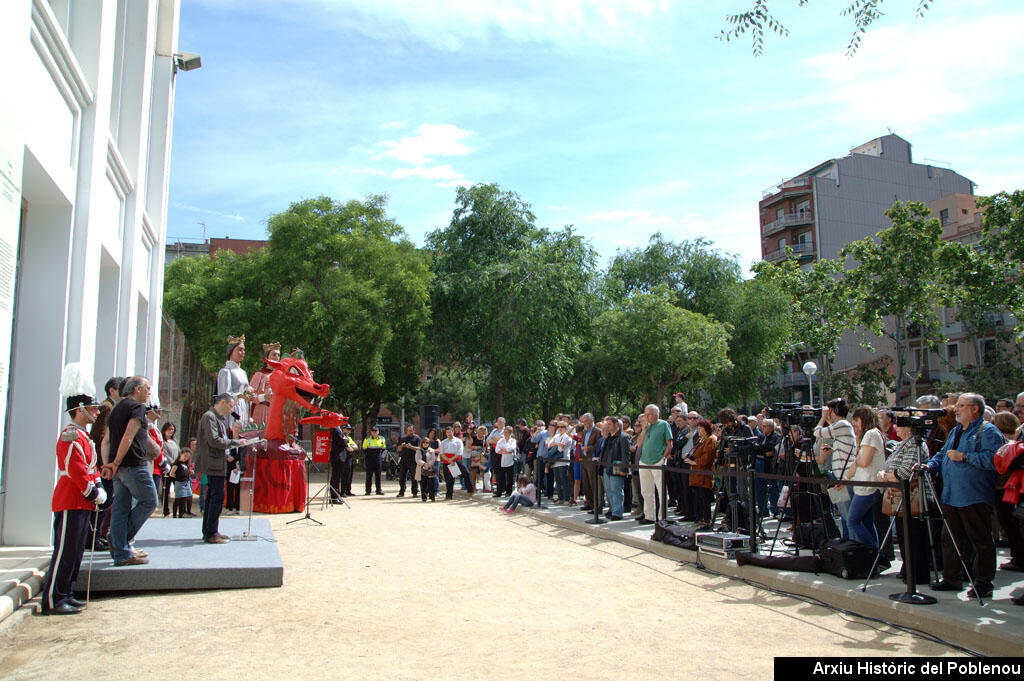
[295,0,677,51]
[390,164,472,188]
[333,165,387,176]
[801,11,1024,127]
[172,201,245,222]
[374,123,475,165]
[584,210,676,227]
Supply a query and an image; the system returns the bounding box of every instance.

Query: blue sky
[167,0,1024,270]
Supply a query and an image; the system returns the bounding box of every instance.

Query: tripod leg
[861,495,902,592]
[920,473,983,604]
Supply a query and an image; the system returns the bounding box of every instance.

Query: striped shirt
[814,418,856,480]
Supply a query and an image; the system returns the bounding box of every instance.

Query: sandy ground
[0,478,957,681]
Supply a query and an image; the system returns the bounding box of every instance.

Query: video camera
[767,402,822,428]
[891,406,945,434]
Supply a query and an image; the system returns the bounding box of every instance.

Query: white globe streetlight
[802,361,818,407]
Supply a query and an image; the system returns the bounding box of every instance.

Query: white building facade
[0,0,182,545]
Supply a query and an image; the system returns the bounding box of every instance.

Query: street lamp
[803,361,818,407]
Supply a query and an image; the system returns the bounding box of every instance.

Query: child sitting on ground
[503,475,537,514]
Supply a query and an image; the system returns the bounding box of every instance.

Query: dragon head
[300,410,350,429]
[265,357,330,412]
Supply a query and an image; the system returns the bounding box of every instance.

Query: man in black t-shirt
[396,424,421,497]
[102,376,163,566]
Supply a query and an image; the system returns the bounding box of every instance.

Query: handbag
[882,479,922,516]
[826,483,851,505]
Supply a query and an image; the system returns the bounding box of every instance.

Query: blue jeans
[110,465,159,563]
[831,491,852,538]
[504,493,534,512]
[603,472,625,517]
[848,491,881,549]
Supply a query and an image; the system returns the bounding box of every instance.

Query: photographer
[754,418,782,518]
[814,397,856,536]
[878,413,933,584]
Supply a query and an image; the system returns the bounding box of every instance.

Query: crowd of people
[40,353,1024,616]
[371,391,1024,606]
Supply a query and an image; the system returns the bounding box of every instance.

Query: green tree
[752,254,858,396]
[606,234,788,405]
[592,286,733,407]
[841,201,950,402]
[720,0,934,56]
[976,190,1024,333]
[428,184,597,417]
[165,195,433,432]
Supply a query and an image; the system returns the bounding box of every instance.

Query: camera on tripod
[722,435,759,467]
[768,402,821,428]
[892,407,945,435]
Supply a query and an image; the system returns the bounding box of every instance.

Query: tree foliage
[606,235,790,405]
[428,184,597,417]
[591,286,732,407]
[840,201,951,401]
[164,195,432,429]
[720,0,934,56]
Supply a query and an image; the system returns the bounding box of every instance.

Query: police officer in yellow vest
[362,426,387,495]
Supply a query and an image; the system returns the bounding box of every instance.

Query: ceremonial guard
[41,364,106,615]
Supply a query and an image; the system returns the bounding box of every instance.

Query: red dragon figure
[246,356,347,513]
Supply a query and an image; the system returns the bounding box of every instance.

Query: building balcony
[762,210,814,237]
[780,371,811,388]
[763,242,815,263]
[761,176,811,200]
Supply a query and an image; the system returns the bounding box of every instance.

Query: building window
[981,339,997,367]
[776,208,784,220]
[940,208,950,226]
[947,343,959,368]
[778,237,787,250]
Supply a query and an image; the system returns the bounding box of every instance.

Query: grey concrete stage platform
[74,518,283,593]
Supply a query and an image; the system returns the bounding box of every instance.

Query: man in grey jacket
[195,393,242,543]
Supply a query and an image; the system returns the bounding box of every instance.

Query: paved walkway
[462,487,1024,656]
[0,478,977,680]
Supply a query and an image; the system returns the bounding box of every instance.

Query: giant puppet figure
[246,349,347,513]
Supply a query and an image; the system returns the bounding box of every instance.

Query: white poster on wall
[0,101,24,489]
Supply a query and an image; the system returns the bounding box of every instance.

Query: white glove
[94,487,108,506]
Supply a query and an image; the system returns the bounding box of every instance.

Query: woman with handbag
[878,416,933,584]
[844,406,887,552]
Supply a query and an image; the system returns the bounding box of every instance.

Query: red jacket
[52,424,103,512]
[149,424,167,475]
[994,441,1024,505]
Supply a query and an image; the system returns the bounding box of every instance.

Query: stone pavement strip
[463,488,1024,657]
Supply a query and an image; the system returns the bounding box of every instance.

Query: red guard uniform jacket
[53,423,103,512]
[149,424,167,475]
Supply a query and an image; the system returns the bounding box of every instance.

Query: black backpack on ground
[819,539,877,579]
[652,519,699,550]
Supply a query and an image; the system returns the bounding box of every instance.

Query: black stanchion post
[747,469,758,553]
[534,457,544,509]
[660,463,669,521]
[587,459,606,525]
[889,477,936,605]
